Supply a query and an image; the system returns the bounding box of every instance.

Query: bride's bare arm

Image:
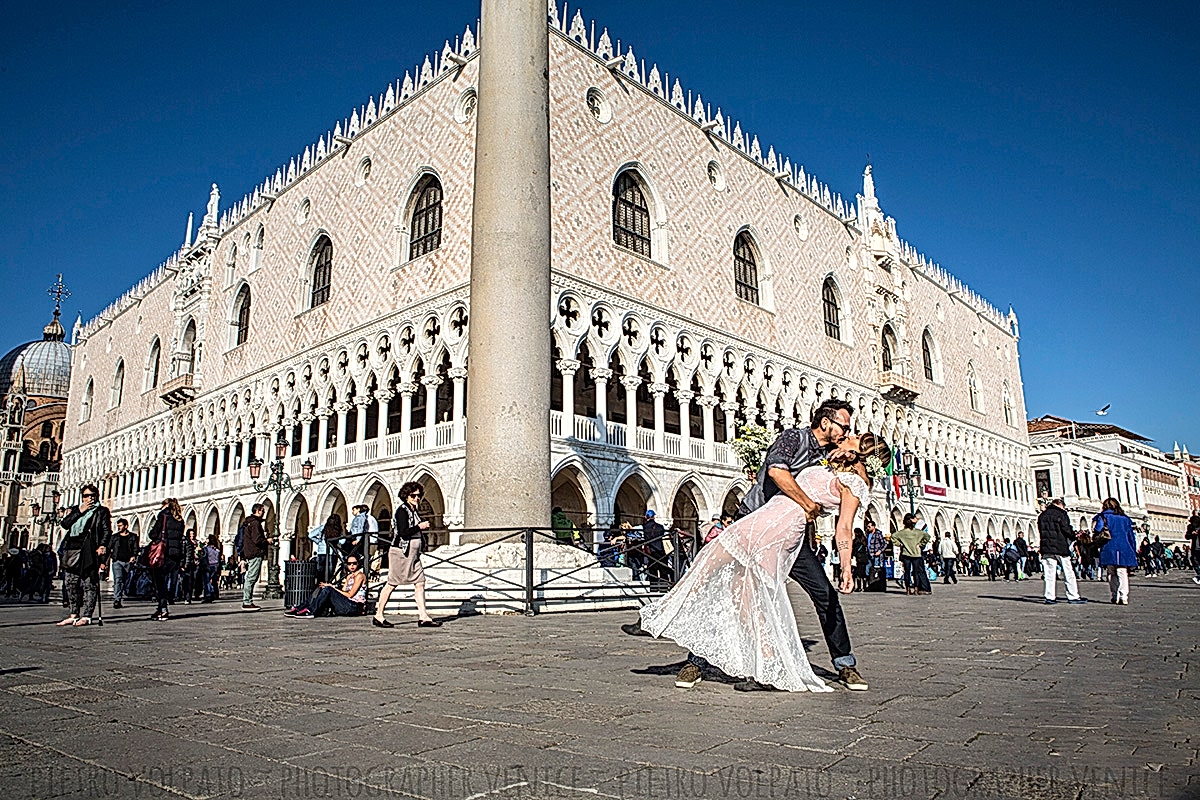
[834,483,860,594]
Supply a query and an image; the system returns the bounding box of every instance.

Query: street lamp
[248,439,314,599]
[30,488,61,547]
[899,449,921,517]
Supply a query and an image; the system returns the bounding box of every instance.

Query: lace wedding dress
[640,466,870,692]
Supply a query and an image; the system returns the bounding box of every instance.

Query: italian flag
[889,446,902,498]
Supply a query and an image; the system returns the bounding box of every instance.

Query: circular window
[707,160,726,191]
[586,87,612,124]
[793,214,809,241]
[355,157,373,187]
[454,88,477,124]
[296,198,311,225]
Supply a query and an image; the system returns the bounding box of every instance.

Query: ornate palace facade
[61,6,1035,560]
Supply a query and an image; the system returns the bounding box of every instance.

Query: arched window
[878,326,897,376]
[1003,383,1014,426]
[612,171,651,257]
[111,360,125,408]
[733,232,759,305]
[922,331,935,381]
[180,320,197,375]
[967,364,979,411]
[309,236,333,308]
[146,338,161,390]
[822,278,841,340]
[233,285,251,346]
[80,379,93,421]
[251,224,265,271]
[409,176,443,259]
[40,421,53,438]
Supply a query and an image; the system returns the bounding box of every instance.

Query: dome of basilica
[0,314,72,400]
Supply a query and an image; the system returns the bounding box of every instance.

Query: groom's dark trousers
[786,522,854,668]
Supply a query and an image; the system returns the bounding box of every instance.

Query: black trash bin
[284,560,317,610]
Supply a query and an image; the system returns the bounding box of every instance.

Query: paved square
[0,573,1196,800]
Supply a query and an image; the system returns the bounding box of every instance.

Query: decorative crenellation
[76,257,176,343]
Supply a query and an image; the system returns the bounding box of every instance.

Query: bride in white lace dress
[640,434,890,692]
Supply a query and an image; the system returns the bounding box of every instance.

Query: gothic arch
[611,162,669,264]
[395,166,445,266]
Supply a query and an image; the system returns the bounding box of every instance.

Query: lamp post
[30,488,61,548]
[249,440,314,599]
[899,449,921,517]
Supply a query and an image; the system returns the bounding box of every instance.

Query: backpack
[206,545,221,567]
[1003,545,1019,564]
[233,522,246,558]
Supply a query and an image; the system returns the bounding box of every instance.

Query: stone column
[590,367,612,444]
[399,382,417,447]
[316,409,331,451]
[698,395,718,459]
[282,421,295,457]
[463,0,551,537]
[334,402,350,448]
[374,391,393,440]
[557,359,580,430]
[421,376,442,430]
[622,375,642,445]
[299,414,315,455]
[649,382,670,452]
[763,411,780,433]
[354,396,370,443]
[721,401,739,442]
[676,390,694,454]
[448,367,468,444]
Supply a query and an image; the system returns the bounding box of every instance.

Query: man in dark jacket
[1038,499,1085,604]
[108,518,138,609]
[240,504,270,610]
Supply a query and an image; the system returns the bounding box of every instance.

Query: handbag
[1093,514,1112,547]
[148,539,166,569]
[62,548,82,574]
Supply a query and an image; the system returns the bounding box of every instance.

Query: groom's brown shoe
[674,663,702,689]
[839,666,868,691]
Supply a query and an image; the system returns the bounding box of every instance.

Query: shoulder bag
[148,513,168,568]
[1092,514,1111,547]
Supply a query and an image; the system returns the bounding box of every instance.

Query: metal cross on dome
[47,274,70,317]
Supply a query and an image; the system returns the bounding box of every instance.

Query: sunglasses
[346,561,360,567]
[82,494,97,500]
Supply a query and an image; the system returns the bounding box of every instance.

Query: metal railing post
[670,528,682,588]
[524,528,536,616]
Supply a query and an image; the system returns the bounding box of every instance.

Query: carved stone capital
[447,367,469,382]
[695,394,721,409]
[555,358,581,376]
[420,375,444,388]
[374,390,395,403]
[620,375,643,390]
[589,367,614,383]
[648,382,671,397]
[398,382,419,396]
[674,390,695,404]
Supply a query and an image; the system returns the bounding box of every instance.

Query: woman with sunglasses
[372,481,440,628]
[56,483,112,627]
[285,556,366,618]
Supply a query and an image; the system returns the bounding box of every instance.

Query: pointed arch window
[409,176,443,259]
[251,224,265,271]
[233,285,251,346]
[822,279,841,340]
[180,320,197,375]
[922,331,935,380]
[1002,384,1014,426]
[309,236,333,308]
[967,364,980,411]
[612,171,651,257]
[111,360,125,408]
[733,232,760,305]
[146,338,161,390]
[80,379,93,422]
[881,332,894,372]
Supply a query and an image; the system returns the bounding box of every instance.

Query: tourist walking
[1013,532,1029,580]
[1095,498,1137,605]
[1187,514,1200,585]
[1037,498,1085,604]
[893,514,931,595]
[148,499,185,620]
[851,528,870,591]
[108,518,138,609]
[200,534,222,602]
[240,504,269,610]
[373,481,440,628]
[56,484,112,627]
[640,433,889,692]
[939,533,959,584]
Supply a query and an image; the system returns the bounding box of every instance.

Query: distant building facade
[60,8,1035,568]
[1165,445,1200,516]
[1028,415,1189,543]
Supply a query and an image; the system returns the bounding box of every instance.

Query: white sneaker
[1191,577,1200,585]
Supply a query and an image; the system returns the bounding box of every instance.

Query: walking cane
[95,565,105,627]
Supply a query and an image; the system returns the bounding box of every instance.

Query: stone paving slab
[0,572,1196,800]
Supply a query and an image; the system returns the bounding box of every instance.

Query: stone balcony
[159,373,198,407]
[878,370,920,404]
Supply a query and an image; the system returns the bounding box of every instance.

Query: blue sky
[1,1,1196,449]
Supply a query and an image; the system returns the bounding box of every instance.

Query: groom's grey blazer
[736,427,831,519]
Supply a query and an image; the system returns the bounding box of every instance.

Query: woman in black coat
[56,483,112,626]
[148,498,185,620]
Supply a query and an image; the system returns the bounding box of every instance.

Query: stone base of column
[374,541,650,616]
